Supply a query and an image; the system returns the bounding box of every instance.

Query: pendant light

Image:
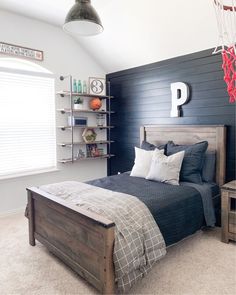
[63,0,103,36]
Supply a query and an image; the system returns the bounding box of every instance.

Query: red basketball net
[213,0,236,103]
[222,46,236,102]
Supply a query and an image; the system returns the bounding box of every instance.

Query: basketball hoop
[213,0,236,103]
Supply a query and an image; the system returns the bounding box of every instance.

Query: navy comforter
[87,173,219,246]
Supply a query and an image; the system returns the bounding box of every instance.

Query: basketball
[89,98,102,110]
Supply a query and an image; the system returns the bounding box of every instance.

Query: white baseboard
[0,207,25,218]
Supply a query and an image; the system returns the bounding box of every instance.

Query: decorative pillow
[130,147,164,178]
[202,151,216,183]
[166,141,208,184]
[146,150,185,185]
[141,140,166,152]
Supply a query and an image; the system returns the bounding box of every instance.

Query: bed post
[102,226,115,294]
[27,190,35,246]
[140,126,145,146]
[216,126,226,186]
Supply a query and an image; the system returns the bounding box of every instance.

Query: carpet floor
[0,213,235,295]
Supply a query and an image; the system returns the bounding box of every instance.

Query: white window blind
[0,66,56,179]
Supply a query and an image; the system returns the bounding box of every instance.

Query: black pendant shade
[63,0,103,36]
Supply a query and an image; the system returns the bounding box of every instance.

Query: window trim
[0,66,54,79]
[0,167,59,181]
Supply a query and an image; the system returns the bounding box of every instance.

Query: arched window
[0,58,56,178]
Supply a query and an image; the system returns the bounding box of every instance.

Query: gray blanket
[182,182,216,227]
[40,181,166,293]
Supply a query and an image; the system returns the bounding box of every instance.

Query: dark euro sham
[141,140,166,152]
[166,141,208,184]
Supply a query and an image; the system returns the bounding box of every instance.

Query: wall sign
[0,42,43,61]
[89,77,106,96]
[170,82,190,117]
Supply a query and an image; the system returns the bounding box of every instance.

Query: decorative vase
[74,103,83,110]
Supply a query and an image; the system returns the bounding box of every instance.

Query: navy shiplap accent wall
[107,49,236,181]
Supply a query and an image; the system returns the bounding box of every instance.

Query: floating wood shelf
[58,140,114,147]
[57,108,115,115]
[58,125,114,131]
[58,154,115,163]
[57,91,114,99]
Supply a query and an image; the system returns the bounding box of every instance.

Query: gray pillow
[166,141,208,184]
[141,140,166,152]
[202,152,216,183]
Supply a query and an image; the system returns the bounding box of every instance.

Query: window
[0,58,56,179]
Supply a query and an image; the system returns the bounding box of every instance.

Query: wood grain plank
[229,223,236,234]
[222,181,236,191]
[35,215,102,278]
[228,232,236,240]
[108,48,219,78]
[34,201,104,253]
[35,233,103,292]
[29,188,115,229]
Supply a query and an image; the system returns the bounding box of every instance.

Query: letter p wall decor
[170,82,190,117]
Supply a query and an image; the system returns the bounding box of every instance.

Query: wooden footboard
[26,187,116,294]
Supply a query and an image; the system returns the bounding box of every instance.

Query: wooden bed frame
[27,125,226,294]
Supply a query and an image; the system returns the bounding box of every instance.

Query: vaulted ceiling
[0,0,219,73]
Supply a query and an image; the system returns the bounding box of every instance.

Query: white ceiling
[0,0,219,73]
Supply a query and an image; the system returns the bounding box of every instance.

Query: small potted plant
[74,97,83,110]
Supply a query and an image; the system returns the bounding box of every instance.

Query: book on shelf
[86,144,104,158]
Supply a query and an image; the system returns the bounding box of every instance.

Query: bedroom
[0,0,235,294]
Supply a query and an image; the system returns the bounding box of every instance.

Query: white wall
[77,0,219,73]
[0,0,220,73]
[0,10,107,215]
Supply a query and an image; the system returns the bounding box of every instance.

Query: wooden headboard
[140,125,226,186]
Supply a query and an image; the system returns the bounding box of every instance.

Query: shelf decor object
[63,0,103,36]
[0,42,43,61]
[82,128,97,143]
[96,113,105,126]
[73,97,84,109]
[87,144,101,157]
[58,75,114,163]
[77,148,86,159]
[68,116,87,127]
[89,97,102,110]
[89,77,106,96]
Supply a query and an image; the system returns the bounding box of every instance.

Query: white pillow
[130,147,164,178]
[146,149,185,185]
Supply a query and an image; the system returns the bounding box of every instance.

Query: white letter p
[170,82,190,117]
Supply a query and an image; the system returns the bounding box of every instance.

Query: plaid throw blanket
[40,181,166,292]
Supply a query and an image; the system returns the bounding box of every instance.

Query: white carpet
[0,213,235,295]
